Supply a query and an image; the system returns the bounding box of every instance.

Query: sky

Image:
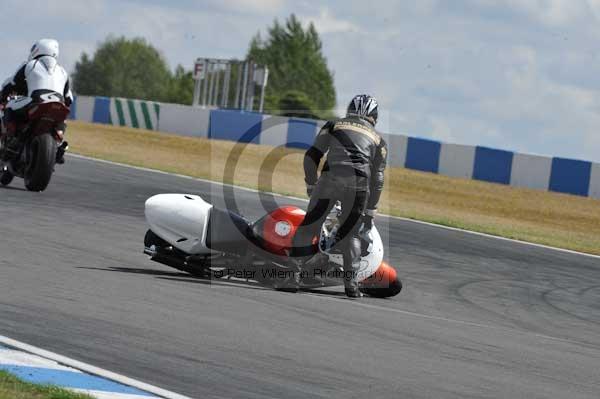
[2,0,600,162]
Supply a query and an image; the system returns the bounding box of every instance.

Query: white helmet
[28,39,59,61]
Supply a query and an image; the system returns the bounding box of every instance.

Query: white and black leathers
[1,55,73,108]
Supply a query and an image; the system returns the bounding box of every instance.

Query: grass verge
[0,370,93,399]
[67,121,600,255]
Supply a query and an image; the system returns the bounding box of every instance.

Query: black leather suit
[291,116,387,286]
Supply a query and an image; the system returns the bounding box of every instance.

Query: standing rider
[1,38,72,164]
[290,94,387,298]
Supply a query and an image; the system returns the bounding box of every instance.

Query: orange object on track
[360,261,402,298]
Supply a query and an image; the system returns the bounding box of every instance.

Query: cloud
[213,0,286,13]
[299,8,362,34]
[1,0,600,162]
[458,0,594,26]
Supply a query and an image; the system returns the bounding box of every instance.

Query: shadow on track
[156,276,269,291]
[77,266,273,291]
[77,266,346,296]
[76,266,190,278]
[0,185,27,192]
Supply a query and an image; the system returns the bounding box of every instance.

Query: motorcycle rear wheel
[24,134,57,192]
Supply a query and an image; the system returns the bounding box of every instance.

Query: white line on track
[68,153,600,261]
[0,335,192,399]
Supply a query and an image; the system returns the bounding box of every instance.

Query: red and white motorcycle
[0,92,69,191]
[144,194,402,298]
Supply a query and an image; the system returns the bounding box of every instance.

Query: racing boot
[340,233,364,298]
[1,137,20,162]
[56,141,68,164]
[343,258,363,298]
[272,258,302,293]
[344,272,362,298]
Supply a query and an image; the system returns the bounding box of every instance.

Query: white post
[222,63,231,108]
[234,62,242,109]
[207,62,216,106]
[258,67,269,113]
[240,61,249,111]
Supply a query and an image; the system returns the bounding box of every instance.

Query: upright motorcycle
[143,194,403,298]
[0,93,69,192]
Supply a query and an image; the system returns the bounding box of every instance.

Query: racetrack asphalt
[1,155,599,399]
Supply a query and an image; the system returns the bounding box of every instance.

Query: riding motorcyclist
[288,94,387,298]
[1,38,72,164]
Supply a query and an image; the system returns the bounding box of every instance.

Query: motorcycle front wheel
[0,167,13,186]
[24,133,57,192]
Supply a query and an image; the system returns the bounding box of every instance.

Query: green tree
[278,90,319,119]
[248,14,336,118]
[164,65,194,105]
[72,36,193,104]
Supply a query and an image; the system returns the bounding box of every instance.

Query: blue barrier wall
[92,97,111,124]
[549,158,591,196]
[286,118,317,149]
[405,137,441,173]
[69,96,77,120]
[209,110,262,144]
[473,146,513,185]
[70,95,600,200]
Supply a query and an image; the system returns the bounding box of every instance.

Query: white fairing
[326,227,384,282]
[25,56,69,97]
[145,194,213,254]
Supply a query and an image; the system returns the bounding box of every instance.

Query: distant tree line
[72,14,336,119]
[72,37,194,105]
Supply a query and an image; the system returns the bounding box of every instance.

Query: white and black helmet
[28,39,60,61]
[347,94,378,125]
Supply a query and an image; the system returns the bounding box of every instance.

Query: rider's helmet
[346,94,378,126]
[28,39,59,61]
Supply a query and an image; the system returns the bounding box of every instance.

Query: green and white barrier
[109,97,160,130]
[70,94,600,199]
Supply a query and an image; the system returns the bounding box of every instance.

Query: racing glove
[363,209,376,231]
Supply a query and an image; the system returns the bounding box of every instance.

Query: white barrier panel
[589,162,600,199]
[259,115,290,147]
[439,143,476,179]
[510,153,552,190]
[158,103,209,138]
[382,133,408,168]
[75,96,95,123]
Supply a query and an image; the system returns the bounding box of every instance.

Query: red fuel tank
[255,206,306,256]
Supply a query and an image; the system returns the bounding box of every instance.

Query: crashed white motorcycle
[143,194,402,298]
